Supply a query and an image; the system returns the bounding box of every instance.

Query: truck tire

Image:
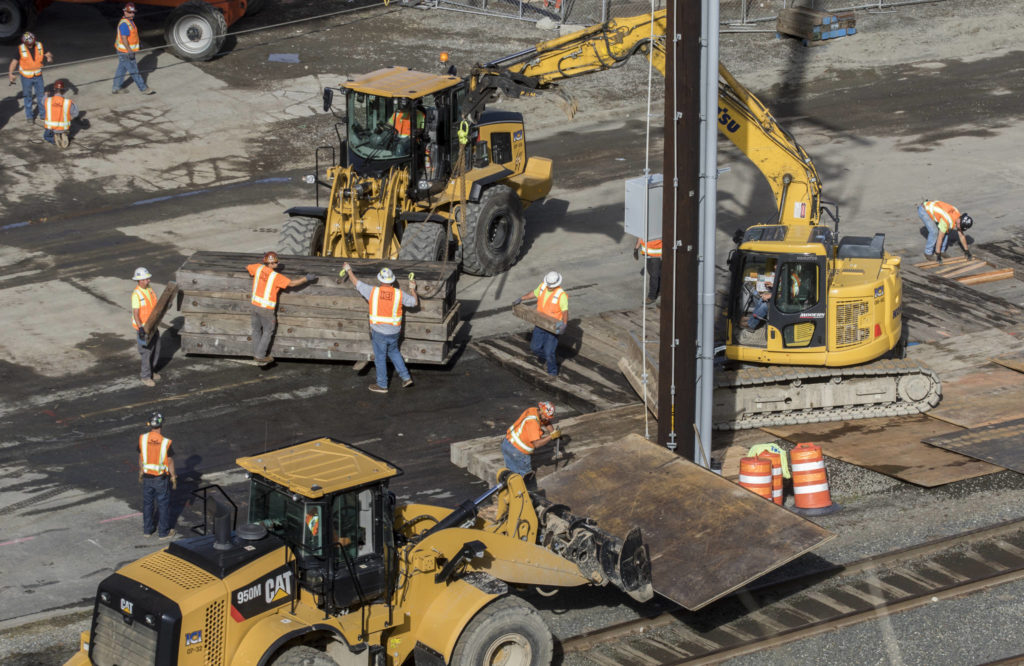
[164,0,227,62]
[271,645,337,666]
[0,0,31,44]
[457,185,525,276]
[279,216,326,256]
[398,223,447,262]
[450,596,552,666]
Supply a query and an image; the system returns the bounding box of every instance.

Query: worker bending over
[501,401,560,482]
[917,200,973,263]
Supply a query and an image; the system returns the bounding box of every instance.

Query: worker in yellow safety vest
[514,271,568,377]
[343,262,419,393]
[8,32,53,124]
[138,412,177,539]
[501,401,561,480]
[247,251,316,365]
[112,3,155,95]
[42,79,79,148]
[917,200,974,263]
[633,236,663,304]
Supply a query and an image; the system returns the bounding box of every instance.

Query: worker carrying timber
[501,401,561,484]
[139,412,177,540]
[131,267,161,387]
[514,271,568,377]
[342,262,418,393]
[247,251,316,365]
[917,200,974,263]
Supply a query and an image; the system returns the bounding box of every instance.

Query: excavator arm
[465,9,820,225]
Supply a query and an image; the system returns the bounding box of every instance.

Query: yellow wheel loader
[64,437,651,666]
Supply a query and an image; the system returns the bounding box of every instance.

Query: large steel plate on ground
[924,417,1024,473]
[539,433,834,610]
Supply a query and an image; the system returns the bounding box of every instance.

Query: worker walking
[917,200,974,262]
[131,267,161,387]
[41,79,78,148]
[501,401,560,479]
[633,236,662,303]
[514,271,568,377]
[343,262,418,393]
[112,3,155,95]
[139,412,177,540]
[247,251,315,365]
[7,32,53,124]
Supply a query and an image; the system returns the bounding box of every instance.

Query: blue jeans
[113,53,147,92]
[371,330,410,388]
[501,437,532,476]
[142,475,172,536]
[530,327,559,376]
[20,75,44,120]
[917,204,951,255]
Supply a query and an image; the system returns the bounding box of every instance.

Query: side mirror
[322,88,334,113]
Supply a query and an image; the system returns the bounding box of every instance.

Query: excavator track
[713,358,941,430]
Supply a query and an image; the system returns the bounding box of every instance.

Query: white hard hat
[544,271,562,288]
[377,267,396,284]
[133,267,152,281]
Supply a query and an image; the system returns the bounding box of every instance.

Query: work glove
[137,327,147,342]
[513,297,523,306]
[548,429,562,440]
[554,322,565,335]
[633,247,639,261]
[305,273,317,282]
[935,252,943,264]
[965,249,973,260]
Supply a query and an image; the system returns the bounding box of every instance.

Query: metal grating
[91,604,158,666]
[835,300,870,347]
[138,551,217,591]
[204,600,226,665]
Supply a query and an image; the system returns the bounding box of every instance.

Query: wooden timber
[143,281,178,344]
[957,268,1015,285]
[512,303,562,334]
[176,251,461,365]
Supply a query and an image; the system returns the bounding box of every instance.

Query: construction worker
[112,3,155,95]
[501,401,560,479]
[633,236,662,303]
[247,251,316,365]
[514,271,568,377]
[138,412,176,540]
[41,79,78,148]
[131,267,161,387]
[8,32,53,124]
[917,200,973,263]
[389,104,426,138]
[342,262,418,393]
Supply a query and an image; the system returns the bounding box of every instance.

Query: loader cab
[239,438,402,615]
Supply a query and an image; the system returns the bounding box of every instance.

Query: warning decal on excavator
[230,565,294,622]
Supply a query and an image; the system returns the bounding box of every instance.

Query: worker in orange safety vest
[112,3,155,95]
[42,79,79,148]
[131,267,162,387]
[633,236,662,303]
[514,271,568,377]
[138,412,177,539]
[247,251,316,365]
[917,200,974,263]
[7,32,53,124]
[343,262,419,393]
[501,401,560,481]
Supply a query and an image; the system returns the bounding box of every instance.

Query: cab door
[769,255,827,350]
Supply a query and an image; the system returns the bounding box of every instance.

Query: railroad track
[561,519,1024,664]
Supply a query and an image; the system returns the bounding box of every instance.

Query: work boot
[256,356,274,365]
[368,384,387,393]
[924,253,936,261]
[142,88,156,95]
[401,377,414,388]
[141,378,156,387]
[152,372,161,381]
[112,88,124,94]
[158,529,176,540]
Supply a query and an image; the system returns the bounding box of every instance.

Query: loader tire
[458,185,524,276]
[450,596,552,666]
[279,216,326,256]
[398,223,447,262]
[270,645,336,666]
[0,0,33,44]
[164,0,227,62]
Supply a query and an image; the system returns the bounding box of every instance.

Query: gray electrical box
[624,173,663,240]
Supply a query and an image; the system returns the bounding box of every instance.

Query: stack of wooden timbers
[175,252,461,365]
[912,254,1015,285]
[777,7,856,45]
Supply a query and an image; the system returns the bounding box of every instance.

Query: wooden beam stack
[777,7,856,45]
[175,252,462,365]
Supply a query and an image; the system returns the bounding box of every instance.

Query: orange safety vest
[306,513,320,536]
[389,110,424,137]
[924,200,960,234]
[139,433,171,476]
[639,238,663,258]
[790,271,801,299]
[369,285,404,326]
[535,285,565,319]
[44,95,72,131]
[131,285,157,330]
[250,265,288,309]
[115,18,140,53]
[18,42,44,78]
[507,408,543,455]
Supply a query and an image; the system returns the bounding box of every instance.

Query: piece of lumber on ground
[512,303,562,334]
[935,259,987,277]
[143,281,179,343]
[957,268,1014,285]
[913,256,969,269]
[180,293,449,322]
[180,331,455,364]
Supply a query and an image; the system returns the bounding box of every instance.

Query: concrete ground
[1,0,1023,663]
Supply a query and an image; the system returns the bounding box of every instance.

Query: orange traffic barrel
[738,457,773,501]
[757,451,783,505]
[790,442,840,515]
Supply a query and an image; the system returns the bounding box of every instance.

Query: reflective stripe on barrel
[790,442,833,509]
[757,450,783,505]
[738,457,773,501]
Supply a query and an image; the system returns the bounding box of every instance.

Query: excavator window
[331,488,374,562]
[348,92,416,161]
[776,261,819,313]
[248,478,326,558]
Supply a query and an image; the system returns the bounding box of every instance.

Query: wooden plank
[934,259,987,277]
[957,268,1015,285]
[924,418,1024,473]
[512,303,562,334]
[618,330,659,418]
[992,351,1024,374]
[181,251,459,284]
[180,332,454,364]
[763,415,1001,487]
[913,256,969,269]
[178,287,451,320]
[143,281,178,344]
[540,434,834,610]
[928,367,1024,429]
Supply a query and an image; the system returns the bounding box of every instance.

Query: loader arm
[465,9,820,226]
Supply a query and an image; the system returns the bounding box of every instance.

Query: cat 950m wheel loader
[64,437,652,666]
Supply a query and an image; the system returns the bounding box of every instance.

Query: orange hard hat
[53,80,66,93]
[263,251,279,264]
[538,401,555,419]
[124,2,137,13]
